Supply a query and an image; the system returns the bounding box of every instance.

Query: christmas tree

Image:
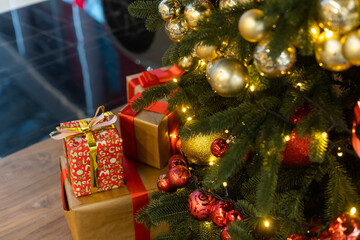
[128,0,360,239]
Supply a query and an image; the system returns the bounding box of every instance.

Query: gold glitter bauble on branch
[315,31,351,71]
[158,0,182,22]
[342,29,360,65]
[182,132,229,165]
[205,58,220,79]
[177,55,198,71]
[165,18,189,42]
[219,0,250,10]
[254,40,296,78]
[317,0,360,33]
[195,43,219,61]
[208,58,248,97]
[184,0,214,30]
[292,23,320,48]
[238,9,267,43]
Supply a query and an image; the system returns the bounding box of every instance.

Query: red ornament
[176,139,182,154]
[319,230,331,240]
[227,209,242,224]
[188,189,216,221]
[221,226,231,240]
[352,99,360,158]
[289,103,312,125]
[286,234,307,240]
[168,154,187,169]
[211,138,230,157]
[282,131,311,167]
[157,173,175,193]
[210,201,234,227]
[167,165,191,188]
[328,213,360,239]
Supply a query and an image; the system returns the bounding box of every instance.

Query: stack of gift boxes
[53,65,184,240]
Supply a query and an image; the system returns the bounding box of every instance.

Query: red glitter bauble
[211,139,230,157]
[168,154,187,169]
[328,213,360,239]
[221,226,231,240]
[289,103,312,125]
[286,234,307,240]
[188,189,216,221]
[210,201,234,227]
[227,209,242,224]
[157,173,175,193]
[282,131,311,167]
[167,165,191,188]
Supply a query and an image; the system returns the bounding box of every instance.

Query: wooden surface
[0,138,73,239]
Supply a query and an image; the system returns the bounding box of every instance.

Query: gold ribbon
[50,106,117,193]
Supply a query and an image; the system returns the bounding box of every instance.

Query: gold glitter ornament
[165,18,189,42]
[219,0,250,10]
[292,23,320,48]
[254,40,296,78]
[158,0,182,22]
[315,31,351,71]
[195,43,219,61]
[184,0,214,30]
[342,29,360,66]
[177,55,198,71]
[182,132,229,165]
[209,58,248,97]
[238,9,267,43]
[317,0,360,34]
[223,41,240,59]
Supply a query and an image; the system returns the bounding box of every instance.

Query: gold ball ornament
[315,31,351,71]
[317,0,360,33]
[292,23,320,48]
[184,0,214,30]
[222,41,241,59]
[208,58,248,97]
[219,0,250,10]
[195,43,219,61]
[342,29,360,65]
[165,18,189,42]
[177,55,197,71]
[205,58,220,79]
[238,9,267,43]
[181,132,229,165]
[254,40,296,78]
[158,0,182,22]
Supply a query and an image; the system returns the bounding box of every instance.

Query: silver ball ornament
[317,0,360,33]
[184,0,214,30]
[315,31,351,71]
[195,43,219,61]
[208,58,248,97]
[342,29,360,65]
[165,18,188,42]
[254,40,296,78]
[158,0,182,22]
[238,9,267,43]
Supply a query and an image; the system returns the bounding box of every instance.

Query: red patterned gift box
[52,106,124,197]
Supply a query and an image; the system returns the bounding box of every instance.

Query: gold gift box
[61,156,167,240]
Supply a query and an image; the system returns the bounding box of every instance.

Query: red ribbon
[128,65,184,100]
[352,99,360,158]
[61,168,68,211]
[123,157,150,240]
[120,93,179,160]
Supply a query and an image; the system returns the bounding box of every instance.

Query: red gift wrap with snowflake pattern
[60,113,124,197]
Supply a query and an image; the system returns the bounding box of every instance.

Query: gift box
[60,156,168,240]
[119,95,179,169]
[51,106,124,197]
[126,65,184,101]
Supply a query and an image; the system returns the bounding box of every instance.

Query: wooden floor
[0,138,73,239]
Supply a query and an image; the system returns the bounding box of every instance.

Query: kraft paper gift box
[60,156,168,240]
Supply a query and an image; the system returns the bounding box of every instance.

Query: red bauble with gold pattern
[157,173,175,193]
[188,189,216,221]
[328,213,360,239]
[210,201,234,227]
[221,226,231,240]
[168,154,187,169]
[211,138,230,157]
[167,165,191,188]
[282,131,311,167]
[227,209,242,224]
[286,234,307,240]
